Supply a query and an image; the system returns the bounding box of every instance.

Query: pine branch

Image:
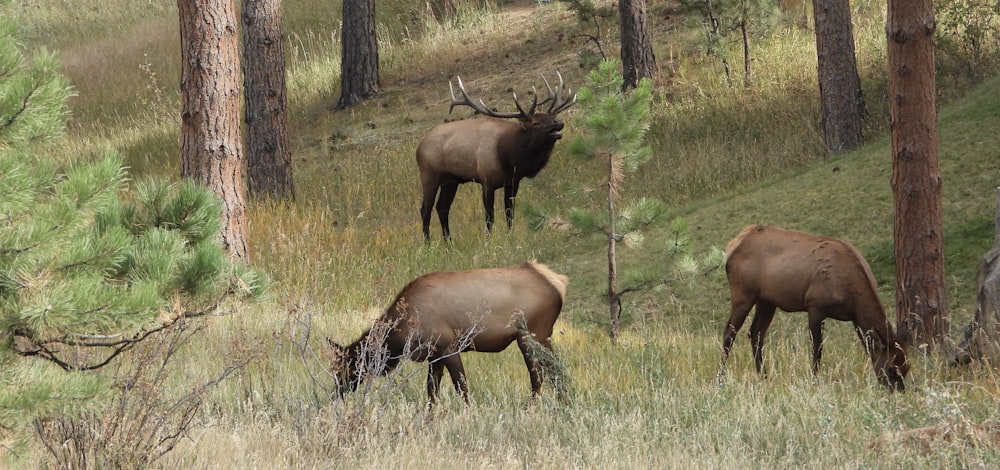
[0,68,44,133]
[615,258,725,297]
[13,293,231,371]
[0,242,40,256]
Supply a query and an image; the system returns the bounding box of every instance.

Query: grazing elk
[416,73,576,240]
[718,225,909,391]
[328,262,569,405]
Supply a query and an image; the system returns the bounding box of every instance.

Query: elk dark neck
[505,137,557,179]
[347,329,401,376]
[854,314,893,355]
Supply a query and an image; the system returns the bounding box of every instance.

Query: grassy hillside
[4,0,1000,467]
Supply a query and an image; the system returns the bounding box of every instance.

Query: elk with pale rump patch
[718,225,910,391]
[416,73,576,240]
[328,262,569,405]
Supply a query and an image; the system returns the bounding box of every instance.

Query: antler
[449,76,531,119]
[448,72,577,119]
[541,71,577,115]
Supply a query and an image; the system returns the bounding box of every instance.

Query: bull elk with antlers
[417,73,576,240]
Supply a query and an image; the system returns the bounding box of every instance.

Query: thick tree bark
[242,0,294,200]
[813,0,864,155]
[956,188,1000,364]
[619,0,656,90]
[337,0,379,109]
[888,0,946,351]
[178,0,249,261]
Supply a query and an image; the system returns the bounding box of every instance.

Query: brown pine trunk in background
[813,0,864,155]
[619,0,656,90]
[178,0,249,261]
[887,0,947,351]
[739,1,751,88]
[337,0,379,109]
[242,0,294,200]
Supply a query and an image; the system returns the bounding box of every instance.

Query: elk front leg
[426,361,446,407]
[808,311,826,377]
[503,180,520,229]
[481,184,497,233]
[440,355,470,404]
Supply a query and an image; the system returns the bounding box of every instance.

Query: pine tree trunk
[178,0,249,261]
[607,155,620,341]
[956,188,1000,364]
[337,0,379,109]
[740,4,751,88]
[242,0,294,200]
[619,0,656,90]
[813,0,864,155]
[888,0,946,351]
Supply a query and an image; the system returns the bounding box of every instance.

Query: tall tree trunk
[888,0,946,351]
[607,154,621,341]
[242,0,294,200]
[813,0,864,155]
[955,188,1000,364]
[337,0,379,109]
[740,0,752,88]
[619,0,656,90]
[178,0,249,261]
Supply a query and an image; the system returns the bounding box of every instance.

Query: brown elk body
[719,225,909,391]
[329,262,569,405]
[417,74,576,240]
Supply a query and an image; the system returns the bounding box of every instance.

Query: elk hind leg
[435,183,459,239]
[420,182,440,240]
[719,294,755,383]
[516,334,553,398]
[748,301,777,376]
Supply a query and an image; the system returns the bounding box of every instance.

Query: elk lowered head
[417,72,576,240]
[326,337,360,397]
[871,334,910,392]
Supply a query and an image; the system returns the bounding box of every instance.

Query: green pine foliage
[2,152,266,342]
[0,15,266,442]
[567,61,653,172]
[553,60,721,334]
[565,58,660,243]
[0,16,72,147]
